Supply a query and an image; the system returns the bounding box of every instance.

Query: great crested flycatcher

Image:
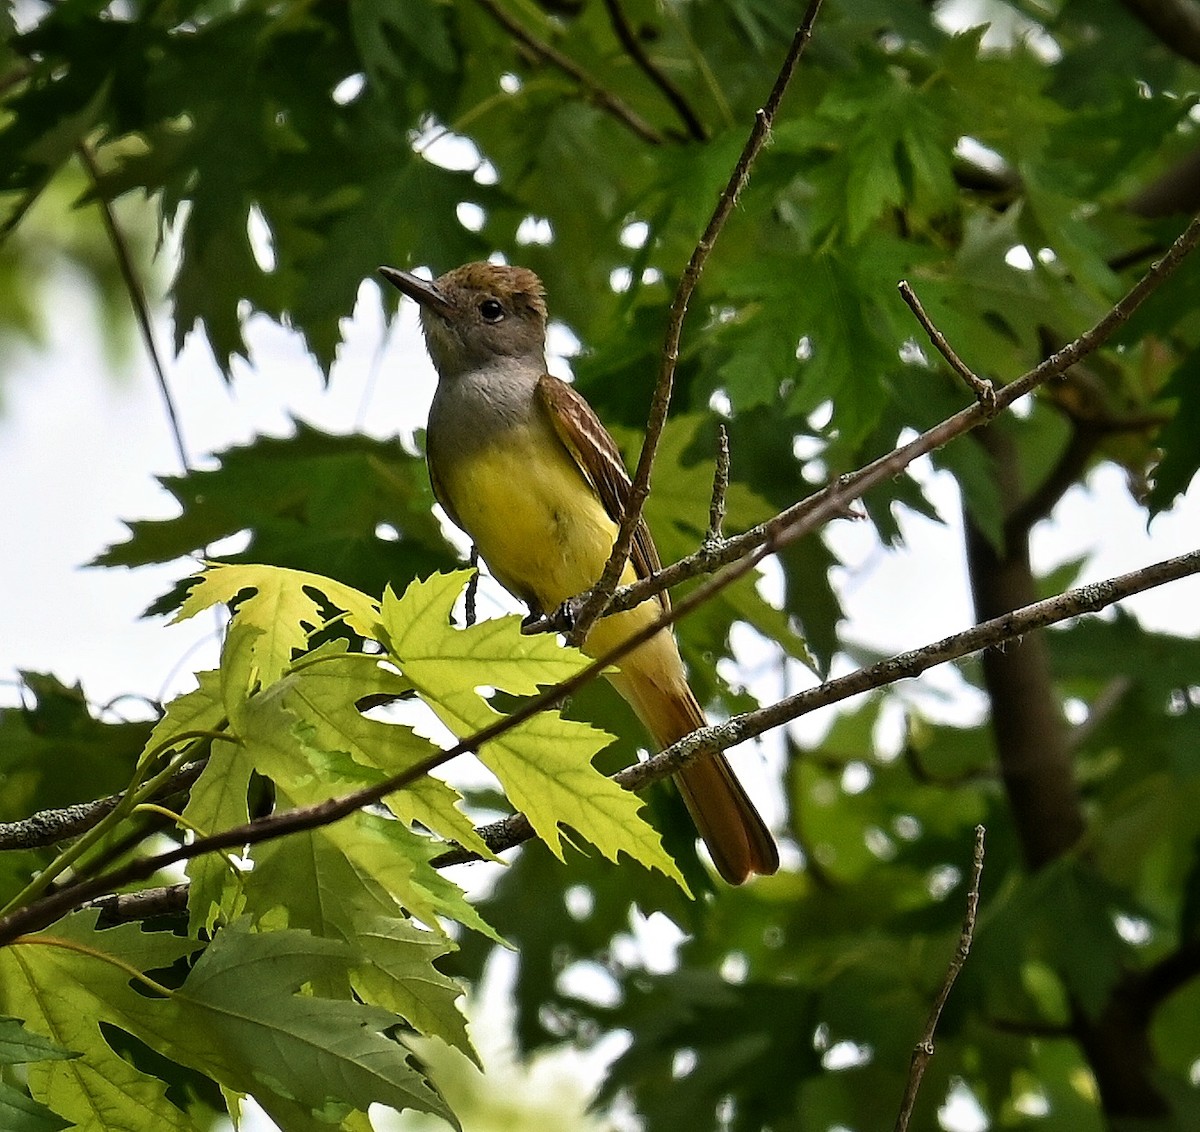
[380,261,778,884]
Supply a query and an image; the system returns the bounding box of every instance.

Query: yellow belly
[441,425,623,611]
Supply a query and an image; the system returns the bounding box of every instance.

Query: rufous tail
[614,667,779,884]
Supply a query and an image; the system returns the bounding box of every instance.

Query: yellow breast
[439,423,622,613]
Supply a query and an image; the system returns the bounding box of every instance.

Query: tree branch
[571,0,825,642]
[1004,421,1101,540]
[893,825,986,1132]
[1140,935,1200,1010]
[589,210,1200,622]
[600,0,708,141]
[706,423,730,543]
[76,141,190,474]
[471,0,665,145]
[0,761,204,852]
[898,279,996,409]
[8,547,1198,922]
[1120,0,1200,65]
[88,883,189,926]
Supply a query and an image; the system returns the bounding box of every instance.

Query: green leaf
[280,643,494,859]
[172,562,382,687]
[0,915,203,1132]
[167,924,456,1126]
[0,1017,77,1132]
[0,1082,73,1132]
[1148,348,1200,512]
[231,671,501,944]
[0,674,151,825]
[94,425,457,613]
[381,573,688,886]
[352,917,472,1059]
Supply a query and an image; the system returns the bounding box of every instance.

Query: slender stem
[471,0,665,145]
[574,0,825,640]
[601,0,708,141]
[898,279,995,408]
[76,141,190,474]
[11,935,177,997]
[893,825,986,1132]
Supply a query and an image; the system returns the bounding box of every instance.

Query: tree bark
[965,424,1170,1122]
[965,426,1085,869]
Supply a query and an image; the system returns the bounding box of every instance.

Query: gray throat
[426,356,546,469]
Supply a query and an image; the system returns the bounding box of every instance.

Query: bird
[379,260,779,884]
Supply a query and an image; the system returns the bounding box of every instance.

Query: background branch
[600,0,708,141]
[893,825,986,1132]
[471,0,665,144]
[76,142,190,474]
[1120,0,1200,65]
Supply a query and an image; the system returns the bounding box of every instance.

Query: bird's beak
[378,266,456,317]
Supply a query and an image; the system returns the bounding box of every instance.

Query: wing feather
[535,374,667,609]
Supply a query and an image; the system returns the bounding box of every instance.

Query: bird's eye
[479,298,505,323]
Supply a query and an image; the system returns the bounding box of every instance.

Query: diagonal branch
[572,0,825,642]
[601,0,708,141]
[5,543,1196,935]
[593,210,1200,621]
[898,279,995,409]
[893,825,986,1132]
[438,548,1200,865]
[1120,0,1200,65]
[471,0,665,145]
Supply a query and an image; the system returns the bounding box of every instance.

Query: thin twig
[471,0,664,145]
[76,142,190,474]
[600,0,708,141]
[894,824,986,1132]
[573,0,825,641]
[898,279,995,410]
[707,423,730,543]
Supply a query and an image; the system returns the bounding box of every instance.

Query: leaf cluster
[0,563,694,1128]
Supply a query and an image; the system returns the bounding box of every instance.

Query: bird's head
[379,261,548,378]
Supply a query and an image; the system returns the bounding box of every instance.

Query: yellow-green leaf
[381,573,687,887]
[173,563,381,686]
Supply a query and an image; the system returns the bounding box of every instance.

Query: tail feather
[609,659,779,884]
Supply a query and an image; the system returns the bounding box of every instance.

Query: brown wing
[535,373,667,609]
